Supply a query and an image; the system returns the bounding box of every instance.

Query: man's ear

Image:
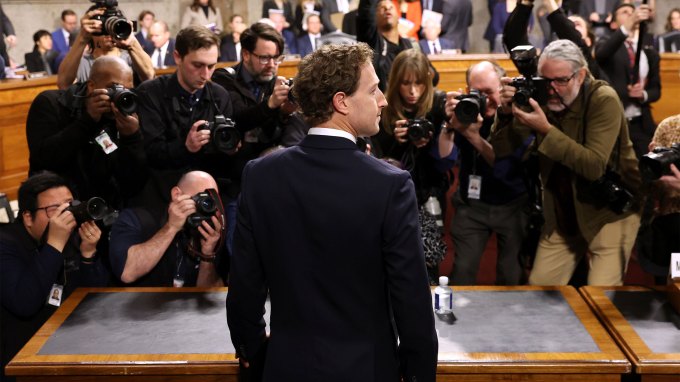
[173,50,181,65]
[332,92,349,115]
[170,186,182,201]
[22,210,33,230]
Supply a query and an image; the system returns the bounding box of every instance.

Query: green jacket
[491,78,642,241]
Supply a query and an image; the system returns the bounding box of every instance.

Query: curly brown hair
[291,42,375,127]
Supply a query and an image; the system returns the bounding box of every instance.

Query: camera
[640,143,680,181]
[107,84,136,115]
[509,45,549,107]
[286,77,296,103]
[199,115,239,154]
[406,118,434,142]
[66,197,108,224]
[89,0,136,40]
[185,190,218,229]
[588,171,634,214]
[455,90,487,124]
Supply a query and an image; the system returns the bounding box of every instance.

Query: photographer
[491,39,642,286]
[109,171,225,286]
[1,172,108,380]
[26,56,148,212]
[57,4,154,90]
[373,49,453,208]
[211,22,308,258]
[441,61,529,286]
[136,25,234,203]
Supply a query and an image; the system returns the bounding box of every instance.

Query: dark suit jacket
[220,33,239,62]
[296,34,317,57]
[595,29,661,129]
[342,9,357,36]
[24,49,57,74]
[227,134,438,382]
[144,39,176,67]
[418,37,455,54]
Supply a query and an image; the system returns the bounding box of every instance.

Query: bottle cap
[439,276,449,286]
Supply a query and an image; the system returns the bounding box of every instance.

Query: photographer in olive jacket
[490,39,642,286]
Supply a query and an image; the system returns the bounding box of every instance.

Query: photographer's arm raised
[57,9,102,90]
[117,33,154,83]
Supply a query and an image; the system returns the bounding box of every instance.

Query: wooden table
[6,286,629,381]
[580,286,680,382]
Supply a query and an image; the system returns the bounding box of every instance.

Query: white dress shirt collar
[308,127,357,143]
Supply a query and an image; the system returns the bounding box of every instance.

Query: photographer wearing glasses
[491,39,642,286]
[211,22,308,262]
[1,172,108,380]
[26,56,147,214]
[109,171,225,287]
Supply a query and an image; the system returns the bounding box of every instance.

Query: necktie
[431,41,439,54]
[156,48,163,68]
[625,41,635,69]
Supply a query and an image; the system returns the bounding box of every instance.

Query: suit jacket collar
[299,134,360,151]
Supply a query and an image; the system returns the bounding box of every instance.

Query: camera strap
[579,79,623,173]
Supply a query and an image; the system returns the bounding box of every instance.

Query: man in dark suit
[51,9,78,70]
[145,21,175,68]
[296,12,323,57]
[595,2,660,159]
[226,42,438,382]
[419,18,456,54]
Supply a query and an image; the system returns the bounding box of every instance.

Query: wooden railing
[2,54,679,200]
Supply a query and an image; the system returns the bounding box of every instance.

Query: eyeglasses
[34,204,62,218]
[543,70,579,87]
[250,52,285,65]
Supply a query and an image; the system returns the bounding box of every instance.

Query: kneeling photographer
[57,1,154,90]
[441,60,530,286]
[373,49,454,208]
[109,171,226,287]
[490,40,642,286]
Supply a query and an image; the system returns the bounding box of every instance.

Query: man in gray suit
[226,42,438,382]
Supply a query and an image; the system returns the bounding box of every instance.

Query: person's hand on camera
[185,120,211,153]
[167,193,196,233]
[659,164,680,192]
[444,90,462,120]
[512,98,551,135]
[113,29,136,51]
[86,88,112,122]
[267,77,291,110]
[392,120,410,144]
[112,103,140,136]
[623,4,650,32]
[78,221,101,259]
[46,203,77,253]
[499,77,516,115]
[198,215,222,257]
[80,9,104,40]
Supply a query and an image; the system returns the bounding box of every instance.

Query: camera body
[89,0,136,40]
[185,190,218,229]
[106,84,137,115]
[640,143,680,181]
[66,197,108,224]
[589,171,634,214]
[406,118,434,142]
[199,115,239,154]
[286,77,296,103]
[509,45,549,107]
[455,90,487,124]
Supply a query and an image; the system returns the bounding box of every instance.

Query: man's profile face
[63,14,78,33]
[538,58,584,112]
[242,38,280,83]
[149,23,170,49]
[175,45,219,93]
[346,63,387,137]
[23,186,73,241]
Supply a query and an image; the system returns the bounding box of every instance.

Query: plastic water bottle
[434,276,453,314]
[424,196,443,229]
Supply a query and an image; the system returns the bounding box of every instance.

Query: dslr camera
[640,143,680,181]
[107,84,136,115]
[509,45,549,107]
[406,118,434,142]
[199,115,239,154]
[66,197,108,224]
[286,77,296,103]
[588,171,634,214]
[89,0,136,40]
[185,190,218,230]
[455,90,487,125]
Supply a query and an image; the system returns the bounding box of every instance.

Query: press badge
[95,131,118,154]
[468,175,482,200]
[173,277,185,288]
[47,284,63,307]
